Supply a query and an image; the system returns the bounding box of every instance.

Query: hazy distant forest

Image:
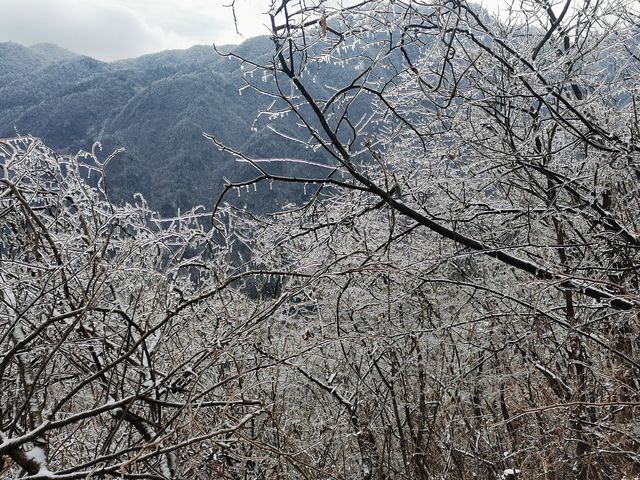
[2,0,640,478]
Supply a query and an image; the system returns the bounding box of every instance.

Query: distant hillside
[0,38,331,213]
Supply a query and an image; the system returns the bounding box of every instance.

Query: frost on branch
[214,0,640,477]
[0,137,266,478]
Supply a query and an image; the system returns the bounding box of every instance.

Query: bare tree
[3,0,640,477]
[210,0,640,478]
[0,137,272,479]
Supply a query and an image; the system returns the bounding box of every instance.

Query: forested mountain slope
[0,38,327,213]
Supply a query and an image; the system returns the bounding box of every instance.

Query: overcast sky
[0,0,271,61]
[0,0,506,62]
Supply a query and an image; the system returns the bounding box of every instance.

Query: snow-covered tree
[0,137,271,479]
[215,0,640,477]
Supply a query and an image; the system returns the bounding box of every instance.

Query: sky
[0,0,507,62]
[0,0,271,61]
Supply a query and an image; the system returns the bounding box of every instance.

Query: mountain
[0,4,501,214]
[0,39,327,214]
[0,42,79,85]
[29,43,79,62]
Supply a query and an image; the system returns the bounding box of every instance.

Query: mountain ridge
[0,37,303,213]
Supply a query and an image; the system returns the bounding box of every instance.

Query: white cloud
[0,0,271,61]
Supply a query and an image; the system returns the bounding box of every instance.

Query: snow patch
[25,446,54,476]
